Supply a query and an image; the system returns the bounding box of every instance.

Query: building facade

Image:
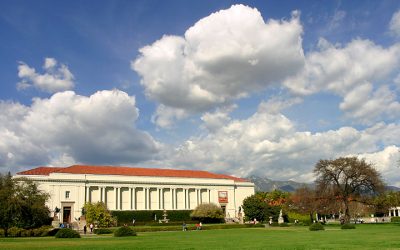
[16,165,255,224]
[389,207,400,217]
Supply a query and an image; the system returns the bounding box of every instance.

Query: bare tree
[314,157,385,223]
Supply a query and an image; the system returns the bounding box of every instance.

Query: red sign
[218,191,228,203]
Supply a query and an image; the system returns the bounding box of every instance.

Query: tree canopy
[0,173,51,236]
[314,157,385,223]
[190,203,224,223]
[84,202,115,227]
[242,192,281,222]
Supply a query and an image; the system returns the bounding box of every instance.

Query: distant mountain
[247,175,400,193]
[247,175,312,192]
[386,185,400,191]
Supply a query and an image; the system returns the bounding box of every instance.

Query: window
[65,191,70,199]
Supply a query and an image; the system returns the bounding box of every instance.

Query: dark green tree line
[0,173,51,236]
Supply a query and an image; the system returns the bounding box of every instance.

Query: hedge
[114,226,137,237]
[93,228,114,234]
[341,224,356,229]
[55,228,81,238]
[309,223,325,231]
[1,226,53,237]
[391,217,400,223]
[112,210,194,225]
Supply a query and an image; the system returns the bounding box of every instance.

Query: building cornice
[23,177,255,188]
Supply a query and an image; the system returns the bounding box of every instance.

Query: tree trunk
[344,199,350,223]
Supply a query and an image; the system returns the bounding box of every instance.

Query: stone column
[115,187,119,210]
[160,188,164,210]
[101,187,106,203]
[146,188,150,210]
[196,189,200,206]
[85,186,90,203]
[171,188,175,210]
[184,189,188,209]
[132,187,136,210]
[98,187,102,202]
[129,187,133,210]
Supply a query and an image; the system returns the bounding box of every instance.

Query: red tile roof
[17,165,248,182]
[17,167,64,176]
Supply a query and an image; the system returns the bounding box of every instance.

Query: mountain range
[247,175,400,192]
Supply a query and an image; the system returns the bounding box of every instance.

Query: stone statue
[278,209,284,224]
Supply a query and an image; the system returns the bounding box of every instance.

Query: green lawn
[0,224,399,249]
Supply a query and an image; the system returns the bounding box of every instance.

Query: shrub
[341,224,356,229]
[8,227,23,237]
[287,212,310,224]
[46,228,60,236]
[113,226,137,237]
[190,203,224,223]
[0,229,4,237]
[55,228,81,238]
[309,223,325,231]
[391,217,400,223]
[84,202,115,227]
[94,228,114,234]
[112,210,193,225]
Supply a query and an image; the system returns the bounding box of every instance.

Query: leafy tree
[190,203,224,223]
[371,191,400,215]
[314,157,385,223]
[84,202,115,227]
[288,186,318,222]
[242,194,280,222]
[0,173,50,237]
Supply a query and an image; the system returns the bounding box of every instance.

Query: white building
[389,207,400,217]
[16,165,254,224]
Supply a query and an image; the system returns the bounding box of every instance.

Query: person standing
[90,223,94,233]
[83,225,87,235]
[132,218,136,226]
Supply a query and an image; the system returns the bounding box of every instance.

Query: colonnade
[389,207,400,217]
[84,185,212,211]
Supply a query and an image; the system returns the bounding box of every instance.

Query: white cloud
[17,57,74,93]
[0,90,160,172]
[358,146,400,186]
[200,105,236,132]
[132,5,304,127]
[156,102,400,184]
[389,10,400,37]
[151,105,188,129]
[339,84,400,124]
[284,38,400,124]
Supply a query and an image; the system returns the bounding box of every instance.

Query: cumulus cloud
[132,5,304,127]
[0,90,160,172]
[284,38,400,124]
[389,10,400,37]
[157,102,400,184]
[358,146,400,186]
[17,57,74,93]
[200,105,236,132]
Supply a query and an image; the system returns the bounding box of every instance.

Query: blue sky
[0,0,399,185]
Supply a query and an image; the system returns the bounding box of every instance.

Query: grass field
[0,223,399,250]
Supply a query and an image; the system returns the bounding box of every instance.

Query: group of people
[182,222,202,231]
[83,223,94,234]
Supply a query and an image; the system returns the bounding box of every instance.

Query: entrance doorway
[63,206,71,223]
[221,205,226,217]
